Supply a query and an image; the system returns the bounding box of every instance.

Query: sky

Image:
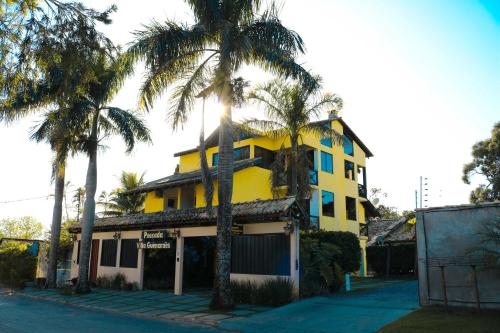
[0,0,499,229]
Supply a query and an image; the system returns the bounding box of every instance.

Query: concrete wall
[416,202,500,309]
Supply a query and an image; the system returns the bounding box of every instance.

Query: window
[346,196,357,221]
[120,239,138,268]
[76,240,80,264]
[320,122,332,147]
[255,146,276,169]
[344,160,355,180]
[343,134,354,156]
[100,239,118,267]
[212,145,250,166]
[322,191,335,217]
[320,151,333,173]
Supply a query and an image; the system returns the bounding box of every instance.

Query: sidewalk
[18,287,271,326]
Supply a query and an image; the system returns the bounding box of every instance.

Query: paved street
[0,280,418,333]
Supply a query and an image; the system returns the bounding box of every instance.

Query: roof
[313,117,373,158]
[69,197,302,233]
[174,124,260,157]
[366,218,415,247]
[125,158,262,194]
[361,200,380,218]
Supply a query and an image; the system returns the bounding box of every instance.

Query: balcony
[358,184,367,198]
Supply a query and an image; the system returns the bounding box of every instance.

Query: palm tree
[74,56,151,294]
[128,0,315,309]
[99,171,147,216]
[243,78,343,201]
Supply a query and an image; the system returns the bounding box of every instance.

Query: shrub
[231,278,293,306]
[95,273,139,291]
[0,243,37,288]
[303,231,361,273]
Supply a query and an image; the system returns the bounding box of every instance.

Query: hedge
[0,244,37,288]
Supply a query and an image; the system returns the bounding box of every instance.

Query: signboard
[137,230,172,249]
[232,224,244,235]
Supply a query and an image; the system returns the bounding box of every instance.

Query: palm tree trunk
[290,134,299,196]
[199,97,213,210]
[210,99,234,310]
[46,162,66,288]
[75,111,99,293]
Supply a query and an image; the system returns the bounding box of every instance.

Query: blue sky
[0,0,498,228]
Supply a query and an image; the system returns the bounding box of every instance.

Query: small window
[343,134,354,156]
[322,191,335,217]
[120,239,138,268]
[212,146,250,166]
[255,146,276,169]
[346,196,357,221]
[344,160,355,180]
[76,240,81,264]
[320,122,332,147]
[100,239,118,267]
[320,151,333,173]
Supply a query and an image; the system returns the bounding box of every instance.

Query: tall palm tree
[243,78,343,199]
[75,56,151,294]
[99,171,147,216]
[128,0,315,309]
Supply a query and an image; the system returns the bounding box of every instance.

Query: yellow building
[69,115,376,294]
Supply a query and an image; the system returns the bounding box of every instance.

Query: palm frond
[239,118,288,140]
[103,107,151,152]
[302,122,343,146]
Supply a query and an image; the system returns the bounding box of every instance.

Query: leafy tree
[99,171,147,216]
[128,0,314,309]
[75,53,151,294]
[0,216,43,240]
[462,122,500,203]
[242,78,342,219]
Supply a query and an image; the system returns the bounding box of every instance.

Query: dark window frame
[320,122,333,147]
[100,239,118,267]
[346,196,357,221]
[320,151,333,173]
[119,239,139,268]
[322,190,335,217]
[343,134,354,156]
[212,145,250,166]
[344,160,355,180]
[254,145,276,170]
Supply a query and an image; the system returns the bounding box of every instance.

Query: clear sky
[0,0,499,229]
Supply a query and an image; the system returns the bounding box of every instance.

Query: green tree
[99,171,147,216]
[242,78,343,207]
[462,122,500,203]
[75,54,151,294]
[128,0,314,309]
[0,216,43,240]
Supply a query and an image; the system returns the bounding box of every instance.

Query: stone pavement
[17,287,271,326]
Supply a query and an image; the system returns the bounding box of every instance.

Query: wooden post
[289,221,300,298]
[174,236,184,295]
[472,265,481,314]
[385,245,391,276]
[440,266,448,310]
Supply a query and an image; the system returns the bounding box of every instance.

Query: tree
[73,187,85,222]
[0,216,43,240]
[242,78,343,208]
[462,122,500,203]
[75,53,151,294]
[128,0,314,309]
[99,171,147,216]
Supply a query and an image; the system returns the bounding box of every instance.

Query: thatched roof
[367,218,415,247]
[125,158,262,194]
[69,197,302,233]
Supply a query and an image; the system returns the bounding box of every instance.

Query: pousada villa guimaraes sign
[136,230,173,249]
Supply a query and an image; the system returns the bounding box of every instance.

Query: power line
[0,194,53,204]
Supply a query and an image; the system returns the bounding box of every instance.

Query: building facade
[69,116,375,295]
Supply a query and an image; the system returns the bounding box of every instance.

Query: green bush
[95,273,139,291]
[303,231,361,273]
[0,243,37,288]
[231,278,293,306]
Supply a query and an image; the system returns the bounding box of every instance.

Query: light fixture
[113,232,121,240]
[171,229,181,238]
[283,221,294,236]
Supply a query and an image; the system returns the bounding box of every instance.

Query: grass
[378,306,500,333]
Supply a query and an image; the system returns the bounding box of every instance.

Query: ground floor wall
[71,221,300,296]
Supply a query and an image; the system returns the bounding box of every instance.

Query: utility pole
[415,190,418,209]
[419,176,423,209]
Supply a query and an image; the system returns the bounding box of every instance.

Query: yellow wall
[145,119,371,236]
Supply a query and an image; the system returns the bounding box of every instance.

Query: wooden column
[174,236,184,295]
[289,222,300,298]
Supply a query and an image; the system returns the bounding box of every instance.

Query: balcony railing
[358,184,367,198]
[359,223,368,237]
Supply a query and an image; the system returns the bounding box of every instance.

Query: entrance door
[89,239,100,283]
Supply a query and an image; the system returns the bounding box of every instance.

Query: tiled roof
[125,158,262,194]
[367,218,415,247]
[69,197,300,233]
